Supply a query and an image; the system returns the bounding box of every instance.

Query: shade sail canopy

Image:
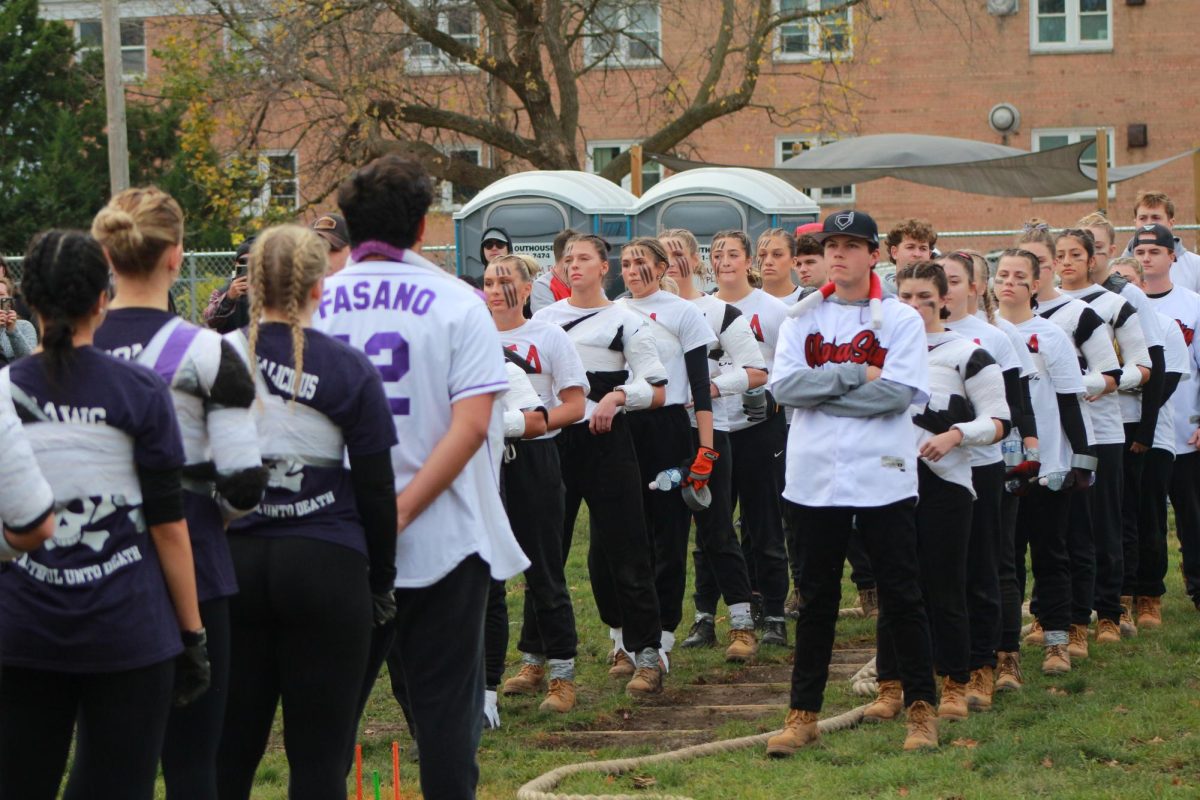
[647,134,1196,198]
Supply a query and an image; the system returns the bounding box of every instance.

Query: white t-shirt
[497,319,588,440]
[945,313,1024,467]
[771,297,929,508]
[314,251,529,588]
[533,300,668,422]
[1147,285,1200,455]
[1114,281,1166,425]
[1154,311,1189,453]
[0,396,54,534]
[620,290,716,408]
[1013,315,1087,478]
[690,294,766,432]
[720,288,789,432]
[1036,294,1120,446]
[992,314,1038,379]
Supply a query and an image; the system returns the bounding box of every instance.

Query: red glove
[1005,459,1040,482]
[685,447,720,491]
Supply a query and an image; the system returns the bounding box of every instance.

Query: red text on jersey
[804,330,888,369]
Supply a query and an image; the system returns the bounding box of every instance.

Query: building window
[1032,127,1115,201]
[437,146,484,211]
[407,3,479,74]
[587,142,662,192]
[585,1,661,66]
[253,152,299,214]
[775,0,852,61]
[76,19,146,79]
[1031,0,1111,53]
[776,137,854,204]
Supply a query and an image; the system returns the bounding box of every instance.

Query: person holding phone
[0,278,36,366]
[202,239,254,334]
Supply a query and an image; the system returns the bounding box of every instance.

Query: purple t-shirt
[228,324,397,555]
[0,347,186,672]
[96,307,236,601]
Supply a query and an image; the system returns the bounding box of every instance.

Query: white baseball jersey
[1154,311,1190,453]
[533,300,667,422]
[496,319,588,440]
[721,288,788,432]
[314,250,529,587]
[619,290,716,408]
[1147,286,1200,455]
[691,294,766,432]
[945,313,1025,467]
[1013,316,1086,477]
[771,297,929,508]
[1036,294,1120,446]
[1060,286,1151,445]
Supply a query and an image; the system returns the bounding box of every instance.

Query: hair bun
[92,207,143,250]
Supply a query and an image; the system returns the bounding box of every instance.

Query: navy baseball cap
[1132,223,1174,252]
[810,210,880,248]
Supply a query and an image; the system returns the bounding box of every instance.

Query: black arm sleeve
[137,465,185,526]
[1133,345,1167,447]
[1017,375,1039,439]
[684,345,712,415]
[1160,372,1182,406]
[1056,392,1093,457]
[206,340,257,409]
[349,449,398,594]
[1000,368,1026,437]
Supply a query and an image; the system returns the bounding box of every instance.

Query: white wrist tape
[712,369,750,397]
[1082,371,1107,397]
[1118,363,1143,392]
[953,417,1001,447]
[618,379,655,411]
[503,409,527,439]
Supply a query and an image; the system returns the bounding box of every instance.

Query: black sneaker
[761,617,788,648]
[681,616,716,648]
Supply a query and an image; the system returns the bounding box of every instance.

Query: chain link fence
[2,245,458,325]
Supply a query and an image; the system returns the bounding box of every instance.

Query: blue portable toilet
[630,167,820,264]
[454,171,636,280]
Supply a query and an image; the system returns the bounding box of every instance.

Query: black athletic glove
[372,589,397,627]
[174,628,211,707]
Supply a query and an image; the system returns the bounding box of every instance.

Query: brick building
[41,1,1200,257]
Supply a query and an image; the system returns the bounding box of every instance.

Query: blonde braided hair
[246,225,328,402]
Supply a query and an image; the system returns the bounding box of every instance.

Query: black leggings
[690,428,752,615]
[217,535,372,800]
[163,596,231,800]
[0,659,174,800]
[1135,448,1175,597]
[1014,486,1072,634]
[966,462,1005,670]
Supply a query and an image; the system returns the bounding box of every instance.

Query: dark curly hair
[20,230,111,381]
[336,155,433,250]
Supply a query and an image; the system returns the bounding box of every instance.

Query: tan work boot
[1068,623,1089,659]
[784,587,804,619]
[1136,595,1162,629]
[863,679,903,723]
[995,651,1022,692]
[1119,596,1138,638]
[724,628,758,663]
[903,700,938,750]
[1042,643,1071,675]
[501,662,545,696]
[608,649,635,679]
[937,677,969,720]
[625,664,663,697]
[538,678,576,713]
[1095,618,1121,644]
[859,587,880,619]
[965,666,994,711]
[1023,619,1044,645]
[766,709,820,757]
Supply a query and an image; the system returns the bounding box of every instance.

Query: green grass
[163,512,1200,799]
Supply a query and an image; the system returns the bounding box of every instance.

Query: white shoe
[483,689,501,730]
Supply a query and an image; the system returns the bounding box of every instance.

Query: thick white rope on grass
[849,656,878,697]
[515,704,868,800]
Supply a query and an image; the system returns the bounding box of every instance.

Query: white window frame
[775,135,855,204]
[406,4,480,75]
[1030,0,1112,54]
[773,0,853,63]
[223,17,270,55]
[583,1,662,68]
[586,140,663,192]
[436,144,485,212]
[248,150,300,217]
[1031,127,1116,202]
[74,18,146,81]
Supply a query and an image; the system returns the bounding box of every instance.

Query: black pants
[510,440,577,660]
[997,490,1023,652]
[1014,486,1072,634]
[1168,451,1200,603]
[847,529,876,591]
[713,414,789,617]
[1134,448,1175,596]
[386,555,489,800]
[966,461,1004,671]
[627,405,696,634]
[484,579,508,688]
[0,659,174,800]
[557,416,662,654]
[217,536,372,800]
[1121,423,1147,596]
[1061,484,1096,626]
[163,596,231,800]
[785,498,935,711]
[1089,444,1125,623]
[690,429,753,615]
[878,464,973,685]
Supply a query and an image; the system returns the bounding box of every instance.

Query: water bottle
[649,468,683,491]
[1002,438,1023,466]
